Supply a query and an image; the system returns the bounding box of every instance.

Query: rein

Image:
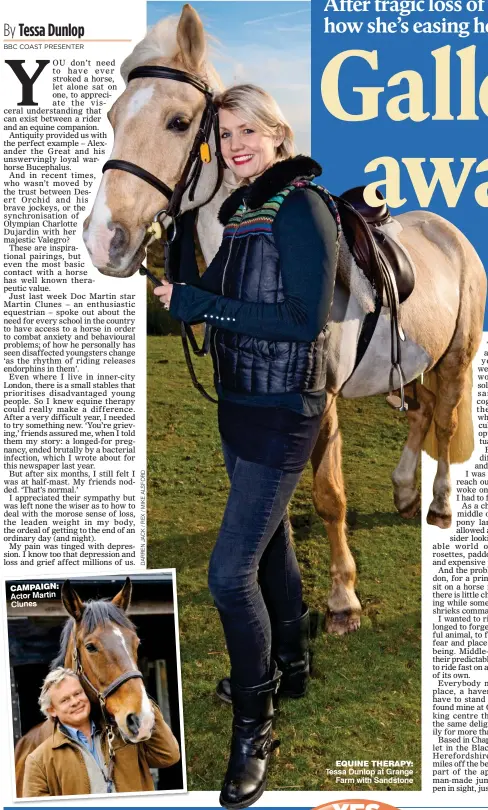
[102,64,222,404]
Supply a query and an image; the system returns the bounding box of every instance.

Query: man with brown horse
[22,667,180,797]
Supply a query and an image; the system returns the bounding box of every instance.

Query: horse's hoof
[326,610,361,635]
[427,509,452,529]
[398,492,421,519]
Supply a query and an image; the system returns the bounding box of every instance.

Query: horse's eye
[85,643,98,653]
[167,116,191,132]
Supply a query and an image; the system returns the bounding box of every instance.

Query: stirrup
[386,363,407,412]
[386,369,422,413]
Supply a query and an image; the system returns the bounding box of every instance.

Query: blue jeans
[208,440,303,686]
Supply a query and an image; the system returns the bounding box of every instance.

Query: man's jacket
[22,704,180,797]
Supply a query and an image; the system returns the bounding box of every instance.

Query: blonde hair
[39,667,80,719]
[215,84,295,161]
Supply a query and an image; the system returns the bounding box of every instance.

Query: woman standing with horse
[154,84,340,809]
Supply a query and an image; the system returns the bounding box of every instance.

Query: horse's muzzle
[120,707,155,743]
[83,214,145,277]
[108,223,130,263]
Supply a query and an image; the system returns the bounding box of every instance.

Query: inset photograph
[7,573,185,798]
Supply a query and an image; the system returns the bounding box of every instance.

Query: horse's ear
[61,580,85,622]
[112,577,132,613]
[177,4,206,73]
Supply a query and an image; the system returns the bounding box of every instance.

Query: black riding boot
[217,604,310,705]
[219,666,281,809]
[273,603,310,697]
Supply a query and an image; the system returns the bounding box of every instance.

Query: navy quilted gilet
[210,181,334,396]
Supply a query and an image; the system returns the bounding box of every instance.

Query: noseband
[102,65,224,222]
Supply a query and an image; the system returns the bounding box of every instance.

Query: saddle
[334,187,418,411]
[334,186,415,306]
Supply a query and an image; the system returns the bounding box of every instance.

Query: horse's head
[61,578,155,743]
[83,4,222,277]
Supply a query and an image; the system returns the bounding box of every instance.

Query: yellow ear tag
[200,142,211,163]
[147,221,162,240]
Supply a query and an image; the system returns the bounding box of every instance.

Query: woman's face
[219,109,281,181]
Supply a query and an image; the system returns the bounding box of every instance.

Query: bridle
[72,639,143,708]
[71,631,144,778]
[102,64,224,231]
[102,64,224,403]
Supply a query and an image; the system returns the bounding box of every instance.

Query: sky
[147,1,311,153]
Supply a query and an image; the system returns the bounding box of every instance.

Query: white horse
[83,4,486,634]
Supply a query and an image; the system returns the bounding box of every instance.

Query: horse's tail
[422,364,474,463]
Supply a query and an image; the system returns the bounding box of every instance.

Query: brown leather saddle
[334,186,415,305]
[334,187,418,411]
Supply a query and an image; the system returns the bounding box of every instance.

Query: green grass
[147,334,421,791]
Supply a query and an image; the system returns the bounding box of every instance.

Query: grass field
[147,334,421,792]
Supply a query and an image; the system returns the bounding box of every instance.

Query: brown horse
[83,5,486,635]
[14,578,154,797]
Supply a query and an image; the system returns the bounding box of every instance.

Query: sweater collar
[218,155,322,225]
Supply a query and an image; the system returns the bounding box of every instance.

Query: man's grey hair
[39,667,80,719]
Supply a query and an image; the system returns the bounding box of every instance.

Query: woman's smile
[232,154,254,166]
[219,108,281,180]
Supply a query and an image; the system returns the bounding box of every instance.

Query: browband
[127,65,213,96]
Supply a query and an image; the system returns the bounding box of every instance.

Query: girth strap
[353,298,382,372]
[103,159,173,201]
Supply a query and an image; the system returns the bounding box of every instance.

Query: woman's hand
[153,280,173,311]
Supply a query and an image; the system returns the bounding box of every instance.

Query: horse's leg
[392,381,436,518]
[311,396,361,635]
[426,355,471,529]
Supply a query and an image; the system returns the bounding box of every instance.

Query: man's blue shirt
[62,721,102,766]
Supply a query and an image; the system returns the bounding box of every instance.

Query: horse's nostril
[126,713,141,735]
[109,223,129,261]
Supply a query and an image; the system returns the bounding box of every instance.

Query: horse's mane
[120,15,223,91]
[51,600,136,669]
[121,16,181,82]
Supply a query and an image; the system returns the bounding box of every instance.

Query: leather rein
[102,64,222,403]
